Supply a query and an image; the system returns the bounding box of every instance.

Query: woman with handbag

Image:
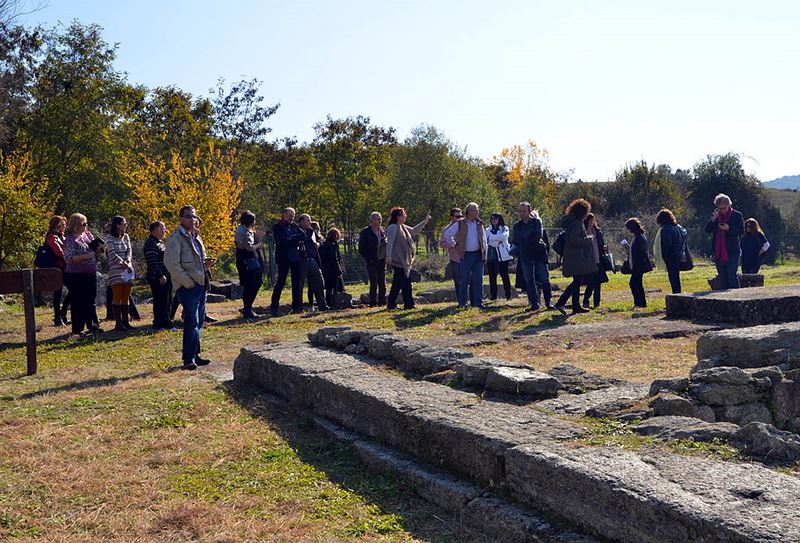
[656,208,685,294]
[386,207,432,310]
[235,211,265,318]
[554,199,596,315]
[581,213,608,309]
[624,217,653,308]
[485,212,513,301]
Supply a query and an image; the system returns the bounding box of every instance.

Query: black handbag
[621,260,632,275]
[601,253,615,273]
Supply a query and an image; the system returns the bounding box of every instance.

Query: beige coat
[386,219,427,277]
[164,225,207,292]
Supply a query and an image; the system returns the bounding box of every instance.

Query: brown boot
[121,304,134,330]
[113,305,126,331]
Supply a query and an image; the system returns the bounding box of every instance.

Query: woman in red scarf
[704,193,744,289]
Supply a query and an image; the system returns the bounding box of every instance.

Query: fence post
[22,268,37,376]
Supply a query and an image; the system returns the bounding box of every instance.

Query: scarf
[715,207,733,263]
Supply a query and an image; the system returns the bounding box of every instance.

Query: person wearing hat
[164,205,216,370]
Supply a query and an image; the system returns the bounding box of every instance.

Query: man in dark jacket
[143,220,174,330]
[705,193,744,289]
[270,207,307,314]
[358,211,387,307]
[511,202,549,310]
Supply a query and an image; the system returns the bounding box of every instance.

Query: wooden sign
[0,268,63,375]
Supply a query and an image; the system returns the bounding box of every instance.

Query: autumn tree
[0,151,55,269]
[490,140,557,216]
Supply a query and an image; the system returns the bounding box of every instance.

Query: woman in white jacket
[485,212,513,300]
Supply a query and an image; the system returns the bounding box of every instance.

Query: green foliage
[607,161,684,217]
[0,151,55,269]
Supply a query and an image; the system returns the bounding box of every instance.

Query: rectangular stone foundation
[234,342,800,543]
[665,285,800,324]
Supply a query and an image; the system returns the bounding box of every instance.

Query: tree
[211,78,279,148]
[389,125,500,246]
[607,161,683,216]
[490,140,557,216]
[25,21,143,220]
[0,150,55,269]
[0,18,42,152]
[124,143,243,258]
[311,115,396,236]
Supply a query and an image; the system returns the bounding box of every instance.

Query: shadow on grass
[223,381,486,542]
[1,371,157,399]
[390,305,462,329]
[0,324,164,354]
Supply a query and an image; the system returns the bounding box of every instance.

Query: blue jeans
[177,283,206,364]
[715,248,740,289]
[518,259,540,309]
[458,251,484,307]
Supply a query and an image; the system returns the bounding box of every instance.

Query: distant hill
[764,174,800,190]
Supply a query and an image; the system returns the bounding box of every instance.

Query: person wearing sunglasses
[62,213,104,337]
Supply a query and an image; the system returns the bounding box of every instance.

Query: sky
[20,0,800,182]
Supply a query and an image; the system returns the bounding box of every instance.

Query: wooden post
[22,268,37,375]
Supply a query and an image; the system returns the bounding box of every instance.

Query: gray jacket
[164,225,207,292]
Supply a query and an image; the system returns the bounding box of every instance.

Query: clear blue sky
[21,0,800,181]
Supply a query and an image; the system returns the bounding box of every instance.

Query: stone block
[715,402,773,426]
[651,394,700,418]
[205,293,226,303]
[634,416,739,442]
[505,444,800,543]
[772,379,800,433]
[731,422,800,463]
[688,382,763,406]
[404,347,472,375]
[209,279,244,300]
[648,377,689,397]
[538,384,650,417]
[586,398,652,422]
[365,334,402,360]
[666,285,800,325]
[690,366,753,385]
[696,322,800,369]
[484,366,561,397]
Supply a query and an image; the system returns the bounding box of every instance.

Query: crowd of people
[36,192,771,370]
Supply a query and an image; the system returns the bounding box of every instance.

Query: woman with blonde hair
[63,213,103,336]
[741,218,770,274]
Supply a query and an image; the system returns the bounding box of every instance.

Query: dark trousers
[715,249,740,289]
[534,260,552,307]
[487,260,512,300]
[449,260,461,296]
[271,261,304,311]
[583,266,602,307]
[304,259,328,310]
[236,260,263,310]
[556,275,583,311]
[64,272,97,334]
[52,288,71,321]
[388,266,413,309]
[630,271,647,307]
[518,259,540,309]
[324,274,343,308]
[177,283,205,364]
[148,277,173,329]
[458,251,484,308]
[366,260,386,306]
[665,258,682,294]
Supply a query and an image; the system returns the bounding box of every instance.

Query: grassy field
[767,187,800,220]
[1,260,800,541]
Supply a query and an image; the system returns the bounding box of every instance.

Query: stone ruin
[233,325,800,543]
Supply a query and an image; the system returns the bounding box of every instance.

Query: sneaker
[204,315,218,323]
[181,362,198,371]
[194,356,211,366]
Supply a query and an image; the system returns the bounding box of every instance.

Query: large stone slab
[665,284,800,325]
[483,366,560,397]
[696,322,800,369]
[506,445,800,543]
[234,343,581,486]
[235,342,800,543]
[633,416,739,442]
[537,384,649,417]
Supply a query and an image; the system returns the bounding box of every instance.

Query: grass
[1,259,799,540]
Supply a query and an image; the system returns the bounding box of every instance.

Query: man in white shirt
[449,202,487,308]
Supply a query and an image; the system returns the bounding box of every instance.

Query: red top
[45,232,66,269]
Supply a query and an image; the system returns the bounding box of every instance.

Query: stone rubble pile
[641,322,800,463]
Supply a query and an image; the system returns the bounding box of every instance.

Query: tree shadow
[0,371,156,399]
[390,305,462,329]
[223,381,491,543]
